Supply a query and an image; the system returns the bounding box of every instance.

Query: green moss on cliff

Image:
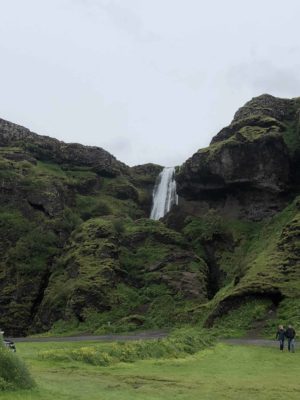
[35,217,208,334]
[0,205,61,334]
[283,119,300,158]
[183,210,261,287]
[0,145,151,335]
[198,197,300,327]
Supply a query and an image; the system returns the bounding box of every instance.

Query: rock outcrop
[0,118,128,177]
[177,94,300,220]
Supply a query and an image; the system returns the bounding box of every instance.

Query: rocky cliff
[0,94,299,336]
[0,119,207,335]
[175,95,300,329]
[177,94,300,220]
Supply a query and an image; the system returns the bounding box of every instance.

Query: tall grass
[38,328,215,366]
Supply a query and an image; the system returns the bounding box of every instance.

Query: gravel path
[8,332,286,348]
[9,330,168,343]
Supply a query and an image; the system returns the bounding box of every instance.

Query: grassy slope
[2,342,300,400]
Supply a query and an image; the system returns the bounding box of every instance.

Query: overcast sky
[1,0,300,166]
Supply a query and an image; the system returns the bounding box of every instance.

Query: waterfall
[150,167,178,220]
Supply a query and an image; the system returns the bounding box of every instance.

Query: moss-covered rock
[0,123,155,335]
[35,217,208,333]
[200,198,300,327]
[177,94,300,220]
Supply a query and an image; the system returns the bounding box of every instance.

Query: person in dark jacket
[285,325,296,353]
[276,325,285,351]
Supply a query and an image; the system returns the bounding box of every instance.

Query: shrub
[0,345,35,391]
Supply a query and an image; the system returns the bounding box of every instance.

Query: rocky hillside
[0,94,299,336]
[0,119,207,335]
[176,94,300,329]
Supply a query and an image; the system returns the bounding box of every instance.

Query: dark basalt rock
[177,94,300,220]
[211,94,294,145]
[178,134,289,193]
[232,94,294,123]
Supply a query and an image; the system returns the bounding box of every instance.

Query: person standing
[285,325,296,353]
[276,325,286,351]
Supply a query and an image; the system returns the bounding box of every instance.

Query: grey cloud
[227,61,300,97]
[75,0,159,41]
[1,1,300,166]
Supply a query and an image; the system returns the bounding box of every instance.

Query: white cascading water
[150,167,178,220]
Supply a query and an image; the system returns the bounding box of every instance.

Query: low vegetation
[1,341,300,399]
[0,344,35,391]
[38,328,215,366]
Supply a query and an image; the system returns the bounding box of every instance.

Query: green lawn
[1,342,300,399]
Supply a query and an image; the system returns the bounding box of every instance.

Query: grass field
[1,341,300,400]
